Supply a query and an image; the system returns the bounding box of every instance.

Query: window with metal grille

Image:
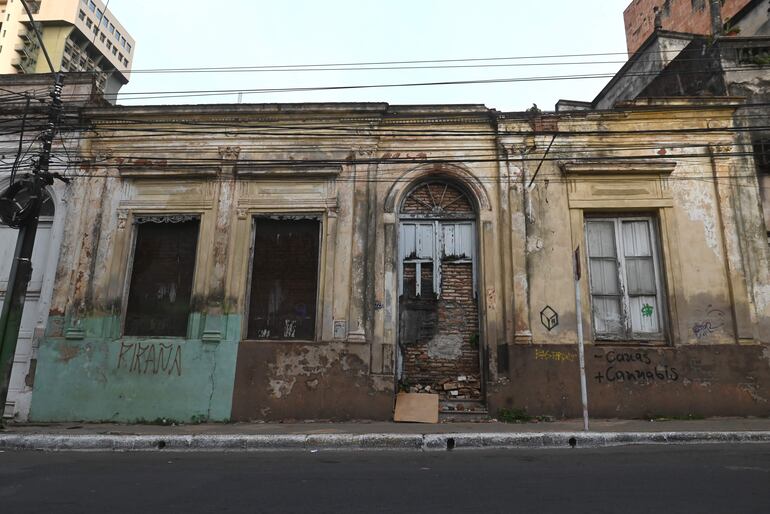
[737,46,770,65]
[247,218,320,340]
[753,139,770,174]
[585,216,665,341]
[124,215,200,337]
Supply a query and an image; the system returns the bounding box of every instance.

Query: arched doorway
[0,185,56,420]
[397,180,483,411]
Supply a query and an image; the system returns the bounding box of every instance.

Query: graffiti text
[117,342,183,376]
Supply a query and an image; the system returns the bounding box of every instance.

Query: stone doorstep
[439,400,489,422]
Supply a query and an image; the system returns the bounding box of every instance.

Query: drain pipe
[710,0,723,36]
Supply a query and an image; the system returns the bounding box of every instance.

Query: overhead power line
[119,48,743,74]
[112,65,770,101]
[124,51,637,74]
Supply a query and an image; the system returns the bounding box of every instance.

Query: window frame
[243,214,323,343]
[121,213,201,339]
[584,214,667,343]
[753,138,770,175]
[398,220,476,299]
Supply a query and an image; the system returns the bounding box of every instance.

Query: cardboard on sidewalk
[393,393,439,424]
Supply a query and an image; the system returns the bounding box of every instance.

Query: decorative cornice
[560,160,677,176]
[219,146,241,160]
[381,116,492,126]
[236,165,342,178]
[118,168,218,178]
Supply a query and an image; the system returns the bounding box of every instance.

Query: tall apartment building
[0,0,134,100]
[624,0,755,54]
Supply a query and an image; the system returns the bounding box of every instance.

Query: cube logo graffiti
[540,305,559,331]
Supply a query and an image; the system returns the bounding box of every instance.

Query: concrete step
[440,400,490,422]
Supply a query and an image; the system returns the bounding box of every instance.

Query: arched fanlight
[401,181,474,216]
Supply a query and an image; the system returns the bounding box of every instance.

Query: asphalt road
[1,444,769,513]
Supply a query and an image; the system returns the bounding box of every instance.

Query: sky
[112,0,632,111]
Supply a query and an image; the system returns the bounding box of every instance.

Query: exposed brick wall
[403,262,435,297]
[402,182,474,215]
[624,0,752,54]
[400,262,480,400]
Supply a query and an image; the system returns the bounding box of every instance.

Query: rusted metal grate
[247,218,320,340]
[124,217,199,337]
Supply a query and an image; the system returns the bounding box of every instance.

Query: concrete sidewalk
[2,417,770,451]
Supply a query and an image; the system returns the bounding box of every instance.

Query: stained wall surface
[624,0,755,54]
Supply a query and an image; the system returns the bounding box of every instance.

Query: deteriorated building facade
[14,98,770,423]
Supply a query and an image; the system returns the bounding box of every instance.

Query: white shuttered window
[585,216,665,341]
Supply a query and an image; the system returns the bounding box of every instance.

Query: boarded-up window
[248,218,319,340]
[124,216,199,337]
[585,216,664,341]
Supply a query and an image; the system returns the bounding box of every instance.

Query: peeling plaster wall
[231,342,392,421]
[520,156,580,345]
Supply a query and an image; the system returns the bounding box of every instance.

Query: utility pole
[574,246,590,432]
[0,0,66,420]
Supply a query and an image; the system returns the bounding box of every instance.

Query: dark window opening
[737,46,770,66]
[124,216,199,337]
[754,139,770,174]
[247,218,320,340]
[402,262,434,299]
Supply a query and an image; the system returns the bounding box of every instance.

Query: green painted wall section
[29,314,242,423]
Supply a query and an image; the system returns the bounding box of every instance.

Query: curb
[2,431,770,452]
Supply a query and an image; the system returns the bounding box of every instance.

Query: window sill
[120,335,189,341]
[592,340,669,347]
[241,339,318,344]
